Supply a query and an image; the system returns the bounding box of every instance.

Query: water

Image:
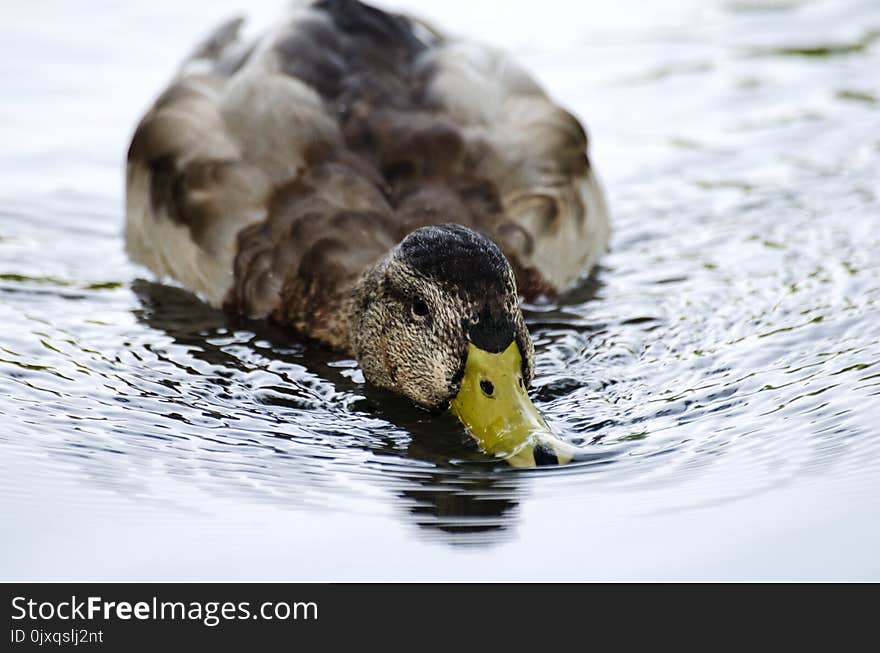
[2,0,879,580]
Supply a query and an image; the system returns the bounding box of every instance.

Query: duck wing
[125,0,608,347]
[417,40,610,295]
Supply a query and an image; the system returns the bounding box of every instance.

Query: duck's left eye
[411,299,430,319]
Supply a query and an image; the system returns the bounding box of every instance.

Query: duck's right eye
[411,299,430,319]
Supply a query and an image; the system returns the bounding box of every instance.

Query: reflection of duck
[125,0,610,466]
[132,279,526,542]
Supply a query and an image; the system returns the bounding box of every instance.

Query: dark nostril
[480,379,494,396]
[533,444,559,466]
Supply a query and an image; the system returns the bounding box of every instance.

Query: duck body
[126,0,609,353]
[126,0,609,466]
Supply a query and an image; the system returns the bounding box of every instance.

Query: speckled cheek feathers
[350,255,469,408]
[349,228,536,409]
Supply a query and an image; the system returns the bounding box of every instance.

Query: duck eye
[480,379,495,396]
[411,298,430,319]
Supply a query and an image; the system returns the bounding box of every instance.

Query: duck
[125,0,610,467]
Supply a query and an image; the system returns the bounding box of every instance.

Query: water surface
[2,0,879,580]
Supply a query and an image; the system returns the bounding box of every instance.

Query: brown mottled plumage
[125,0,609,407]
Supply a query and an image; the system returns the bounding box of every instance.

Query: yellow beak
[450,342,579,467]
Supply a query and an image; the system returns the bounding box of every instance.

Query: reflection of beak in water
[399,469,522,543]
[451,342,580,467]
[378,395,611,542]
[356,397,525,544]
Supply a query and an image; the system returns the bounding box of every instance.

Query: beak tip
[532,443,560,466]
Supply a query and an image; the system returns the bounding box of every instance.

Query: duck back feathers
[125,0,609,349]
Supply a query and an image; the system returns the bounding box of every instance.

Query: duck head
[350,224,578,467]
